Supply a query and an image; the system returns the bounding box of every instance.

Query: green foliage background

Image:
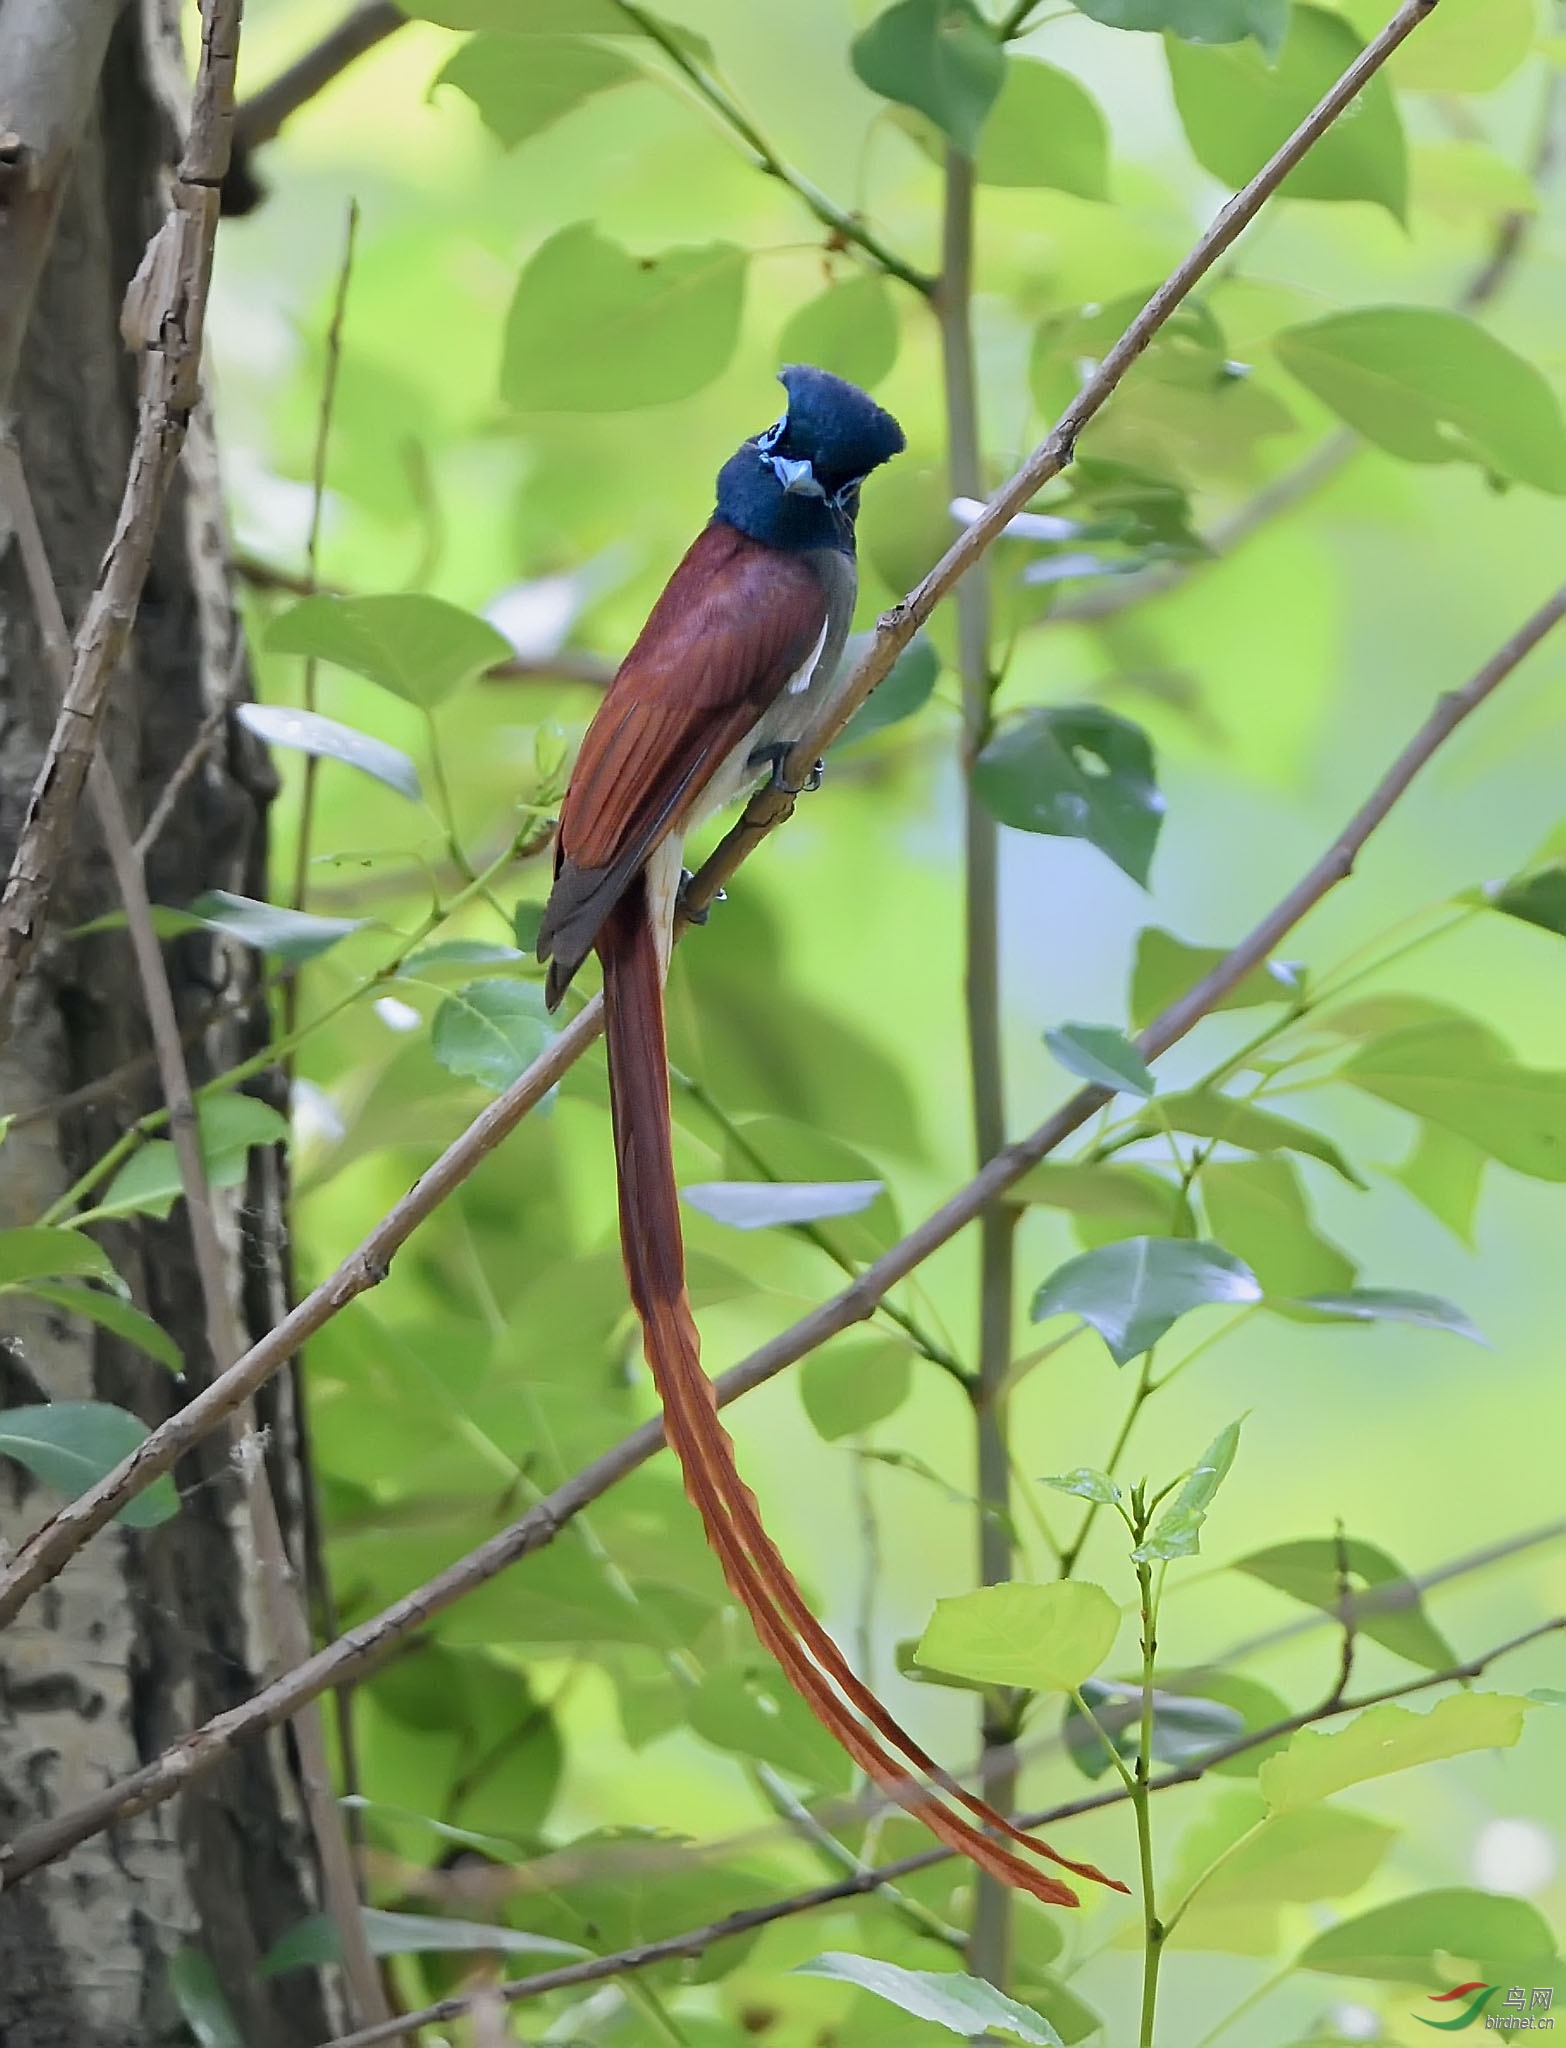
[181,0,1566,2036]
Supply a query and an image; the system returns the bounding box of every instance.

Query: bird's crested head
[715,366,905,552]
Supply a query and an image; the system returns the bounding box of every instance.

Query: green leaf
[1063,1678,1245,1779]
[1147,1087,1365,1186]
[1045,1023,1155,1099]
[1168,7,1407,221]
[1191,1804,1397,1909]
[1275,307,1566,494]
[681,1180,883,1229]
[1133,1418,1242,1562]
[1292,1287,1484,1344]
[1130,927,1303,1031]
[971,57,1109,196]
[233,702,422,802]
[687,1662,853,1792]
[1297,1887,1553,1986]
[1235,1535,1457,1673]
[1040,1467,1121,1505]
[0,1403,179,1528]
[1393,1120,1486,1243]
[399,0,712,54]
[837,634,941,746]
[89,1094,290,1223]
[1032,1237,1260,1364]
[1262,1695,1529,1811]
[25,1282,181,1373]
[1203,1156,1357,1298]
[974,705,1163,886]
[502,223,748,412]
[438,33,637,148]
[1490,861,1566,939]
[260,1906,586,1977]
[851,0,1005,157]
[1342,1018,1566,1182]
[778,274,899,391]
[268,593,512,708]
[0,1225,121,1290]
[1009,1163,1192,1247]
[796,1955,1062,2043]
[800,1338,913,1441]
[431,978,553,1093]
[1071,0,1288,57]
[915,1579,1119,1693]
[167,1949,242,2048]
[1173,1670,1295,1777]
[182,889,369,964]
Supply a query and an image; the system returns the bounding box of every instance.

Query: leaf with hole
[438,33,637,148]
[1129,927,1302,1030]
[915,1579,1119,1694]
[1261,1694,1529,1812]
[837,634,941,747]
[974,705,1163,885]
[851,0,1005,157]
[1045,1023,1154,1099]
[1235,1535,1457,1673]
[431,979,554,1094]
[25,1282,181,1373]
[0,1403,179,1527]
[233,703,422,802]
[1275,307,1566,493]
[502,224,748,412]
[800,1338,913,1441]
[1071,0,1288,56]
[796,1954,1061,2043]
[268,594,511,707]
[779,274,899,391]
[1032,1237,1259,1364]
[1168,7,1407,221]
[681,1180,884,1230]
[1133,1418,1242,1562]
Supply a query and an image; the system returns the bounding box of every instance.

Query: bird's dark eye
[756,413,787,453]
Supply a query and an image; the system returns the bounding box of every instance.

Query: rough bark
[0,9,331,2045]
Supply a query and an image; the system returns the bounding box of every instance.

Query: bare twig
[679,0,1442,923]
[233,547,342,599]
[0,0,242,1044]
[133,702,230,862]
[0,0,1460,1626]
[0,438,391,2031]
[0,0,123,411]
[310,1618,1566,2048]
[231,3,402,157]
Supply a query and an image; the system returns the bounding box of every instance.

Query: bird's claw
[677,869,724,926]
[747,743,825,797]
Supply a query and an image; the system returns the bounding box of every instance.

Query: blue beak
[770,455,826,498]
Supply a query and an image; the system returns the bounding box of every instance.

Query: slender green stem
[999,0,1045,34]
[1068,1685,1139,1797]
[1133,1551,1165,2048]
[1058,1348,1157,1578]
[611,1,935,294]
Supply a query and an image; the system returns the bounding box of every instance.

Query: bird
[538,365,1122,1908]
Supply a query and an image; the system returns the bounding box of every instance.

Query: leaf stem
[1133,1544,1164,2048]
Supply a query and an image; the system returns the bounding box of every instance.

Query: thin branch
[0,0,123,411]
[678,0,1442,925]
[231,3,402,156]
[233,547,343,599]
[0,0,242,1045]
[308,1618,1566,2048]
[611,1,936,295]
[5,579,1562,1881]
[484,647,619,689]
[0,0,1462,1629]
[0,438,393,2033]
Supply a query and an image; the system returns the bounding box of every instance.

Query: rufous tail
[597,876,1125,1908]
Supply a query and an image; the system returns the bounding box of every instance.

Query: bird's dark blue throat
[714,364,906,556]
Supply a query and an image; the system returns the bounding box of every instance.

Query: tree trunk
[0,7,331,2043]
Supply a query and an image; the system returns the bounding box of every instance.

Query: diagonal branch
[0,0,1449,1620]
[313,1616,1566,2048]
[0,0,242,1046]
[3,577,1561,1885]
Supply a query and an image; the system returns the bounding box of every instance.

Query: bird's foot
[677,868,724,926]
[747,742,824,796]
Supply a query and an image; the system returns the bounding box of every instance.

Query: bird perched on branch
[539,365,1120,1907]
